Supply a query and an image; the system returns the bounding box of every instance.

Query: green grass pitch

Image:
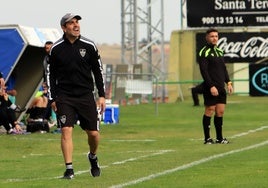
[0,95,268,188]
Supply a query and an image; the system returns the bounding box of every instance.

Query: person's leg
[56,97,76,179]
[86,130,99,155]
[51,109,57,122]
[196,84,204,95]
[1,120,12,133]
[0,109,12,133]
[77,93,101,177]
[202,114,211,141]
[214,103,229,143]
[191,87,200,106]
[82,113,100,177]
[214,115,223,140]
[203,105,215,143]
[61,126,73,163]
[7,107,23,131]
[61,126,74,179]
[45,103,52,120]
[202,90,218,144]
[86,130,101,177]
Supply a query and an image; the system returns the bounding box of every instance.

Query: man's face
[62,18,80,39]
[44,44,52,54]
[206,31,218,46]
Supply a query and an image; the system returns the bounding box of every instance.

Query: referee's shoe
[88,152,101,177]
[204,138,214,144]
[216,138,229,144]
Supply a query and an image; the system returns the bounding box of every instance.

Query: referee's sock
[214,116,223,140]
[202,115,211,140]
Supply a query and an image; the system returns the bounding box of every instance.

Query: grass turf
[0,95,268,188]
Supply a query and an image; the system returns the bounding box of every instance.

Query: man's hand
[14,123,22,132]
[227,84,233,95]
[51,101,57,112]
[210,86,219,96]
[98,97,106,114]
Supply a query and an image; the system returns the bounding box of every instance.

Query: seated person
[37,82,57,126]
[0,72,25,113]
[26,83,51,133]
[0,76,4,89]
[0,88,23,134]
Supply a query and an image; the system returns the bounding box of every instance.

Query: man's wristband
[227,81,232,86]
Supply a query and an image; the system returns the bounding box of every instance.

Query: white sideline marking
[109,140,268,188]
[112,150,173,165]
[11,137,59,141]
[110,139,155,142]
[118,150,171,153]
[190,125,268,141]
[75,150,174,174]
[229,126,268,138]
[13,137,155,142]
[5,150,173,182]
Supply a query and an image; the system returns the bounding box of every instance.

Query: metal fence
[102,73,159,115]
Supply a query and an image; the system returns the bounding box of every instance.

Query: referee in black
[198,28,233,144]
[47,13,106,179]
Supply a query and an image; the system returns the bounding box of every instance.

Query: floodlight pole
[121,0,166,101]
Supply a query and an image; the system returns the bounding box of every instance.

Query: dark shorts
[203,90,227,106]
[27,121,50,133]
[55,93,99,131]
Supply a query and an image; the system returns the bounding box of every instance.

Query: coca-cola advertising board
[249,64,268,96]
[196,32,268,63]
[186,0,268,27]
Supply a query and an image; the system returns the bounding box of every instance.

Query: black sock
[214,116,223,140]
[202,115,211,140]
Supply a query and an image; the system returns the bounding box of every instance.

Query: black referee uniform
[198,41,232,144]
[198,44,231,106]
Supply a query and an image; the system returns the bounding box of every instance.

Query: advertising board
[187,0,268,27]
[196,32,268,63]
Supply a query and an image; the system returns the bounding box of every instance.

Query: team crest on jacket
[79,49,86,57]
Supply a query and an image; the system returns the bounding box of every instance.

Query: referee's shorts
[55,92,99,131]
[203,90,227,106]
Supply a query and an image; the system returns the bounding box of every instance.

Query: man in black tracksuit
[47,13,105,179]
[198,28,233,144]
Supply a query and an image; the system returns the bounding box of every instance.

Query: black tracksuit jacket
[47,34,105,101]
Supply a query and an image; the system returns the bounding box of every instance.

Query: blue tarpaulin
[0,28,25,79]
[0,25,61,120]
